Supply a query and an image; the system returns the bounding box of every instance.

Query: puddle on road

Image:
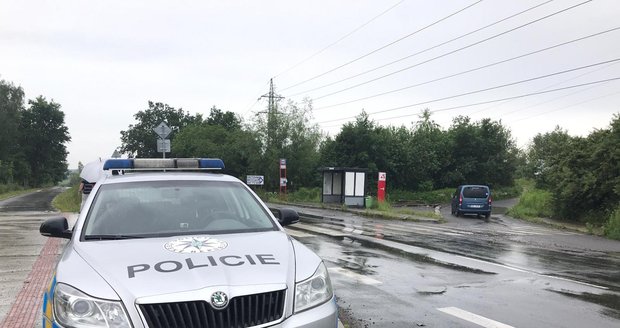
[550,289,620,320]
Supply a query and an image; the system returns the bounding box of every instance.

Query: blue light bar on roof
[103,158,225,170]
[199,158,225,170]
[103,159,133,170]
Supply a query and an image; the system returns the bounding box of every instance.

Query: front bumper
[279,296,338,328]
[43,296,339,328]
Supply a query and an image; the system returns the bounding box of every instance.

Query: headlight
[54,283,131,328]
[294,262,333,313]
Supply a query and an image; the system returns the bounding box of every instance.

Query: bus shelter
[320,167,367,207]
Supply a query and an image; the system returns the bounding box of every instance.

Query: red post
[377,172,386,203]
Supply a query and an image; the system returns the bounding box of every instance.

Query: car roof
[98,172,242,185]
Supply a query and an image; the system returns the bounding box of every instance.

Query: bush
[389,188,453,205]
[604,207,620,240]
[507,188,553,219]
[287,187,321,203]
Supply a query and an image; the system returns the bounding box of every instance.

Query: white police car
[40,158,337,328]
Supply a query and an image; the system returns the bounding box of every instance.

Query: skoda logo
[164,236,228,253]
[211,291,228,309]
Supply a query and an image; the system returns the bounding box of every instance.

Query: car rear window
[82,180,277,239]
[462,186,489,198]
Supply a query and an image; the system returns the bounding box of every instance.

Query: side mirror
[271,208,300,226]
[40,217,72,239]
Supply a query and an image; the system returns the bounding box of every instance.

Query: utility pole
[258,78,285,193]
[258,78,284,150]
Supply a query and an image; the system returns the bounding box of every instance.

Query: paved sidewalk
[0,238,62,328]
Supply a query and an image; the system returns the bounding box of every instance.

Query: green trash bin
[365,196,373,208]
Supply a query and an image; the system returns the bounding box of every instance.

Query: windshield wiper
[84,234,146,240]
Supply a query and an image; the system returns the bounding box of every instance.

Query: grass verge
[506,188,553,219]
[0,185,38,201]
[604,207,620,240]
[52,184,81,212]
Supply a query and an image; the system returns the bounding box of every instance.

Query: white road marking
[294,223,346,237]
[455,255,609,290]
[284,229,314,238]
[438,307,515,328]
[329,267,382,285]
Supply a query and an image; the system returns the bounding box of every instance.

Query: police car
[40,158,337,328]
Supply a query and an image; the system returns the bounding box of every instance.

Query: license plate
[469,205,482,208]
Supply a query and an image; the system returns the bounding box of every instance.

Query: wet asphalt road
[279,203,620,328]
[1,191,619,327]
[0,188,64,323]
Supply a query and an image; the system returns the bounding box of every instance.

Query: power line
[279,0,484,92]
[291,0,555,97]
[273,0,406,79]
[313,27,620,110]
[241,80,270,118]
[481,61,620,118]
[311,0,594,101]
[316,58,620,124]
[318,77,620,127]
[511,88,620,123]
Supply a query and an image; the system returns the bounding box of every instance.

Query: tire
[456,211,461,217]
[485,213,491,219]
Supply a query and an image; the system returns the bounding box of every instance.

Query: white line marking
[330,267,382,285]
[455,255,609,290]
[438,307,515,328]
[284,229,314,238]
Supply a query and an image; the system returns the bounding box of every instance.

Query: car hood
[73,231,295,300]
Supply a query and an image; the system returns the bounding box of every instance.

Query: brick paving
[0,238,61,328]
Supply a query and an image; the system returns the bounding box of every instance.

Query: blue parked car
[451,185,492,219]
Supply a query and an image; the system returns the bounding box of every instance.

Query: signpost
[153,122,172,158]
[246,175,265,186]
[279,158,287,196]
[377,172,387,203]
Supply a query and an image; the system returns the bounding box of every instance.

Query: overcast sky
[1,0,619,168]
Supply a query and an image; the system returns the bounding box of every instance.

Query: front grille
[139,289,286,328]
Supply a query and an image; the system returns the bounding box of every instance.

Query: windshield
[82,180,277,239]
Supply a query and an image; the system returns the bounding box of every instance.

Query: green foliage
[319,110,517,193]
[251,99,322,190]
[0,184,26,200]
[389,188,454,204]
[19,97,71,186]
[603,207,620,240]
[1,80,71,187]
[173,118,260,178]
[52,184,81,213]
[120,101,202,158]
[507,188,553,219]
[523,116,620,224]
[286,187,321,203]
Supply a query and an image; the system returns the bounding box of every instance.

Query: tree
[443,116,516,187]
[251,99,322,190]
[19,96,70,186]
[119,101,202,158]
[408,109,450,190]
[206,106,242,130]
[0,80,25,184]
[173,107,261,178]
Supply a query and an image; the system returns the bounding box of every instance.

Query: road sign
[111,149,121,158]
[246,175,265,185]
[378,172,387,181]
[280,178,287,187]
[153,122,172,139]
[280,158,286,169]
[157,139,171,153]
